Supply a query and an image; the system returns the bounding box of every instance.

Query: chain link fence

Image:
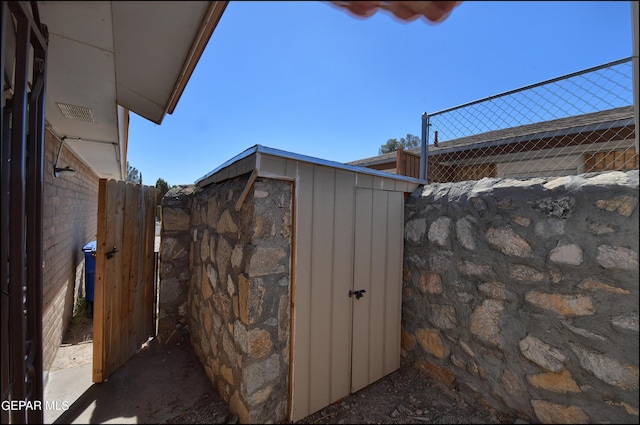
[422,57,637,183]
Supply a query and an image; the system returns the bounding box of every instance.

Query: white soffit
[65,138,122,179]
[37,1,223,179]
[112,1,212,124]
[39,1,118,142]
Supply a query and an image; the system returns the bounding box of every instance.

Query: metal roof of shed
[196,145,427,187]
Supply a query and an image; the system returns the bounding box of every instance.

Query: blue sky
[127,1,634,186]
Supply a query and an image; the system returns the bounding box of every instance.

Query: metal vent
[56,102,96,123]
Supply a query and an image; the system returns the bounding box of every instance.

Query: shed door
[290,172,405,422]
[351,188,404,393]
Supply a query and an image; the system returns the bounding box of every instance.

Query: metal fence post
[632,1,639,152]
[420,112,429,182]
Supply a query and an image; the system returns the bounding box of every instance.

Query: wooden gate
[93,179,157,382]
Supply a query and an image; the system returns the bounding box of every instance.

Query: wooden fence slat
[108,180,126,375]
[122,182,133,356]
[93,179,107,382]
[127,186,145,356]
[144,187,157,338]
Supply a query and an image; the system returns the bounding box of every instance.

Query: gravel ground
[164,363,518,424]
[56,315,518,424]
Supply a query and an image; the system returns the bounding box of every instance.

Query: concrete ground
[43,220,232,424]
[44,335,231,424]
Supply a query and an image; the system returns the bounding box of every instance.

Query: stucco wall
[402,170,639,424]
[42,128,99,374]
[161,175,292,424]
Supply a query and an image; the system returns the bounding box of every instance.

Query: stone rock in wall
[230,391,250,424]
[201,265,213,299]
[469,299,504,347]
[531,400,589,424]
[577,278,630,294]
[278,295,290,342]
[162,208,190,231]
[519,335,566,372]
[583,170,631,186]
[248,328,273,358]
[231,244,243,269]
[415,328,449,359]
[596,245,639,270]
[570,343,639,390]
[242,353,281,395]
[218,209,239,234]
[595,195,637,217]
[213,290,232,322]
[161,237,188,261]
[206,264,217,290]
[159,277,181,305]
[610,314,639,332]
[413,358,455,387]
[524,291,594,317]
[222,330,238,367]
[216,237,233,285]
[401,328,417,351]
[526,369,580,393]
[560,320,606,342]
[588,222,617,234]
[428,217,451,247]
[456,217,476,250]
[428,304,456,330]
[248,247,286,277]
[549,244,583,265]
[419,272,442,294]
[200,228,210,262]
[405,217,427,243]
[239,275,265,325]
[234,320,248,353]
[478,282,514,301]
[206,197,219,228]
[459,261,493,277]
[508,264,544,282]
[486,226,533,257]
[528,196,575,218]
[534,218,565,239]
[512,216,531,227]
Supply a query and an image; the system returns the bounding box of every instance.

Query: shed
[192,145,423,422]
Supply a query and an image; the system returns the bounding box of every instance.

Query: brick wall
[42,128,99,372]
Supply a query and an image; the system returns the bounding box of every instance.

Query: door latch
[349,289,366,300]
[106,246,119,259]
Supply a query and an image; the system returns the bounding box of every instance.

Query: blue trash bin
[82,241,97,316]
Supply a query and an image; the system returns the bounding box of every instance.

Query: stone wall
[402,170,639,424]
[158,184,195,344]
[161,175,292,423]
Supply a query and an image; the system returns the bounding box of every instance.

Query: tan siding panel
[260,154,288,177]
[285,158,297,179]
[351,188,373,392]
[384,192,403,373]
[330,170,355,401]
[355,173,373,189]
[368,190,388,383]
[292,163,313,421]
[309,166,335,414]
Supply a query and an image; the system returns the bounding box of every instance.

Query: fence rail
[422,57,637,183]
